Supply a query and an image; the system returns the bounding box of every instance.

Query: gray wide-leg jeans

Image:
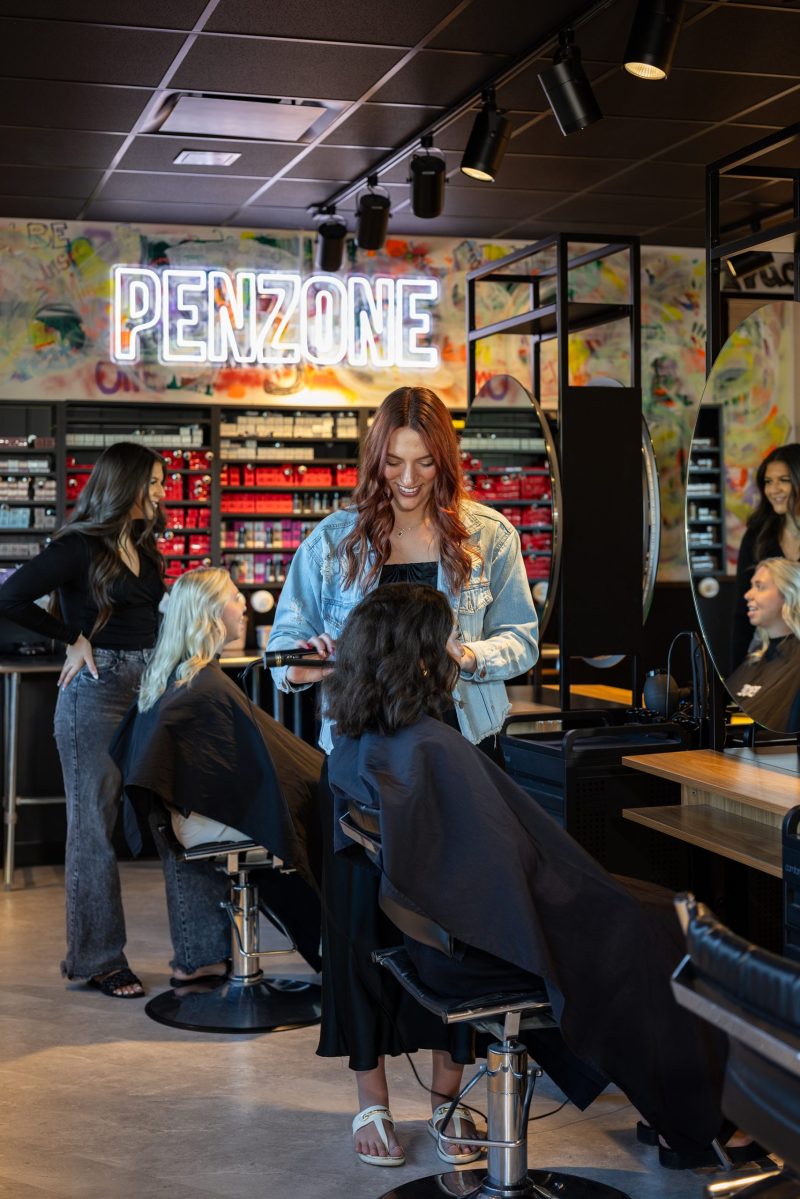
[54,648,230,979]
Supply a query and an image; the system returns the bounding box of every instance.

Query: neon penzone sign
[110,266,440,369]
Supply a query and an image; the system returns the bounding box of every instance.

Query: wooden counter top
[622,748,800,819]
[623,804,784,878]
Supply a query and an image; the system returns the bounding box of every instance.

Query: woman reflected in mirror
[726,557,800,733]
[732,444,800,666]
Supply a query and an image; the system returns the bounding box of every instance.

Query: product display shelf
[460,406,554,588]
[218,406,373,589]
[0,404,61,568]
[687,404,726,578]
[64,402,215,580]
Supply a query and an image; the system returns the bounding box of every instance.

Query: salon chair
[340,802,632,1199]
[145,831,321,1035]
[671,895,799,1198]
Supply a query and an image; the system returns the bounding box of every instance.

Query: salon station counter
[621,748,800,879]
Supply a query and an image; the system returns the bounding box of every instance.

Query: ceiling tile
[595,68,790,124]
[370,49,506,107]
[100,172,260,203]
[172,35,406,100]
[669,122,784,165]
[0,128,124,170]
[485,154,640,191]
[536,191,701,226]
[429,0,595,54]
[0,17,186,85]
[0,195,83,218]
[206,0,462,46]
[228,205,317,229]
[118,134,299,176]
[675,5,800,75]
[325,104,443,148]
[0,165,101,197]
[0,1,209,28]
[442,185,573,220]
[240,179,341,209]
[509,113,701,158]
[0,80,148,132]
[737,85,800,128]
[285,145,392,183]
[85,199,237,224]
[589,161,705,199]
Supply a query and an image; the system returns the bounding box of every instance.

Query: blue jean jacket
[267,500,539,752]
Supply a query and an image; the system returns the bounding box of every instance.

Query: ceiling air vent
[158,95,328,142]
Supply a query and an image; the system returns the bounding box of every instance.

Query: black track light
[624,0,686,81]
[538,29,602,136]
[460,89,511,183]
[724,249,774,279]
[315,208,347,273]
[356,175,391,251]
[410,136,446,218]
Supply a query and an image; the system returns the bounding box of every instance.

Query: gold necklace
[392,518,427,539]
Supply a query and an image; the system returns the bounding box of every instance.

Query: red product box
[493,475,522,499]
[165,509,184,530]
[187,451,212,471]
[188,534,211,555]
[460,452,482,472]
[66,473,91,500]
[520,473,551,500]
[242,466,256,487]
[522,532,552,552]
[335,466,359,488]
[196,507,210,527]
[189,478,210,502]
[225,466,242,487]
[256,466,294,486]
[164,473,184,501]
[158,535,186,555]
[296,466,333,487]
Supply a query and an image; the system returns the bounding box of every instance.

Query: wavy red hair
[340,386,474,592]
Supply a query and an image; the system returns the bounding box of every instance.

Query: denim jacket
[267,499,539,752]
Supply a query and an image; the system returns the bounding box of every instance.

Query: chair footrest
[178,839,264,862]
[372,946,550,1025]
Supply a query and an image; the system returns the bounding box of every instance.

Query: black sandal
[89,968,145,998]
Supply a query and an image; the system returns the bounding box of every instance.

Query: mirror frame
[642,415,661,621]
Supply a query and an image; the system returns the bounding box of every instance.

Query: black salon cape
[111,661,323,887]
[726,635,800,733]
[328,716,724,1153]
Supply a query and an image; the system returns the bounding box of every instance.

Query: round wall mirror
[462,375,561,637]
[688,299,800,733]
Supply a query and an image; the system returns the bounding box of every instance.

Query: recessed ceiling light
[173,150,241,167]
[160,95,327,141]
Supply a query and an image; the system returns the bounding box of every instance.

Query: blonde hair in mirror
[138,567,233,711]
[749,557,800,659]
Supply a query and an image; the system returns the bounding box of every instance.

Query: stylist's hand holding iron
[286,633,337,684]
[58,633,98,688]
[446,631,477,676]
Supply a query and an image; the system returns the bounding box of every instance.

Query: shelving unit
[686,404,726,578]
[0,404,61,573]
[466,233,644,707]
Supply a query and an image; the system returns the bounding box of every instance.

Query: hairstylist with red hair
[267,386,538,1169]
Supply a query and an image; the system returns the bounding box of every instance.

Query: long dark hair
[54,442,165,635]
[323,583,459,737]
[339,387,474,594]
[748,444,800,560]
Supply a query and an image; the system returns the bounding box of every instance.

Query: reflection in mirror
[642,415,661,621]
[461,375,561,637]
[688,299,800,733]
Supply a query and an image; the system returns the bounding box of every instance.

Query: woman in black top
[732,443,800,665]
[0,442,166,996]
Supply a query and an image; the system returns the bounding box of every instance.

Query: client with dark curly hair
[324,584,742,1170]
[324,582,459,736]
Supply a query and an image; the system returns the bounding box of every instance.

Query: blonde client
[112,567,323,984]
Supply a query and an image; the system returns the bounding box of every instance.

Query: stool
[145,837,321,1034]
[373,947,631,1199]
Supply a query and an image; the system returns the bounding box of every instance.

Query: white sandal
[428,1103,484,1165]
[352,1105,406,1167]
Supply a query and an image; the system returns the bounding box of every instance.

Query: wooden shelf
[623,804,782,878]
[622,748,800,818]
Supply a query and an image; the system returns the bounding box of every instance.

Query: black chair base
[144,975,321,1034]
[374,1168,632,1199]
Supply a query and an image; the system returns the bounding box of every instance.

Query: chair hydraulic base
[144,973,321,1034]
[373,1169,631,1199]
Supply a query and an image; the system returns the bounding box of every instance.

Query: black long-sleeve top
[0,532,164,649]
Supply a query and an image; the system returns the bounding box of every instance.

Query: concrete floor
[0,862,764,1199]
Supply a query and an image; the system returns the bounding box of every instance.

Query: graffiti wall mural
[0,219,795,578]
